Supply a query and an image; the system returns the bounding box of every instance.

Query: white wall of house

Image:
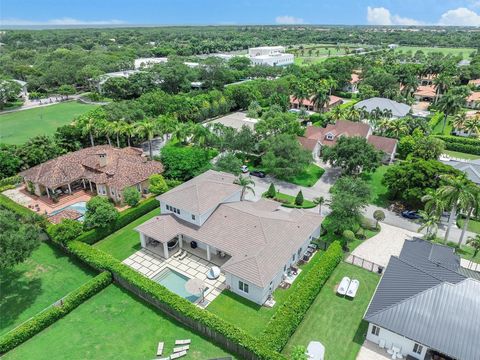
[250,54,294,66]
[366,323,428,359]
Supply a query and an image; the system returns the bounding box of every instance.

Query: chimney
[98,153,107,167]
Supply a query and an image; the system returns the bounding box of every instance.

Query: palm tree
[173,122,194,144]
[458,185,479,246]
[433,73,454,103]
[467,234,480,260]
[122,122,135,147]
[312,86,329,112]
[100,120,113,146]
[463,116,480,137]
[422,190,446,219]
[109,121,125,148]
[292,83,310,109]
[437,174,467,243]
[386,119,408,139]
[135,118,158,158]
[74,113,99,147]
[313,196,328,215]
[452,112,467,134]
[330,106,344,121]
[418,210,440,240]
[234,175,255,201]
[191,124,211,147]
[345,106,362,122]
[437,93,464,133]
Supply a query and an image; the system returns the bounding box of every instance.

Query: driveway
[347,223,420,268]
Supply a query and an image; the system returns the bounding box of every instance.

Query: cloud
[275,15,305,25]
[438,7,480,26]
[0,17,127,26]
[367,7,423,25]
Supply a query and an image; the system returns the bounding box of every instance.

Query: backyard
[3,284,234,360]
[0,101,97,145]
[362,165,389,207]
[0,242,95,335]
[283,262,380,360]
[94,208,160,260]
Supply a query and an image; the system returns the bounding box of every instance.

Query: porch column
[206,245,211,261]
[82,179,86,189]
[46,187,50,198]
[88,180,93,192]
[140,233,146,248]
[163,242,169,259]
[178,234,183,249]
[68,183,72,194]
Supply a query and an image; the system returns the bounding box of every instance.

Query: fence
[345,254,384,274]
[462,259,480,272]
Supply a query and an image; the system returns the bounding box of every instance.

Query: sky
[1,0,480,27]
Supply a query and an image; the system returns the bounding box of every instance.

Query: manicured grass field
[284,164,325,187]
[458,217,480,234]
[264,191,316,209]
[0,102,97,144]
[94,208,160,260]
[208,250,325,337]
[395,46,476,59]
[0,242,95,335]
[362,165,389,207]
[283,262,380,360]
[443,150,480,160]
[4,284,234,360]
[432,115,453,135]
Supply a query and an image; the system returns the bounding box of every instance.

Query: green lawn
[432,115,453,135]
[264,191,316,209]
[362,165,390,207]
[458,217,480,234]
[284,164,325,187]
[283,262,380,360]
[395,46,476,59]
[443,150,480,160]
[4,285,234,360]
[94,208,160,260]
[0,242,95,335]
[208,250,325,337]
[0,101,97,145]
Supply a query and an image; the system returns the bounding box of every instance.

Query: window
[413,343,423,354]
[238,281,249,294]
[192,214,196,220]
[297,247,303,256]
[325,133,334,140]
[292,254,296,261]
[166,205,170,211]
[371,325,380,336]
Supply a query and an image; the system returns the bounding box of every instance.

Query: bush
[433,135,480,156]
[294,191,304,206]
[261,242,343,352]
[84,196,119,230]
[164,178,183,189]
[265,183,276,198]
[0,272,112,353]
[149,174,169,195]
[77,197,159,245]
[342,230,356,242]
[62,240,283,360]
[122,187,141,207]
[48,219,84,244]
[428,112,443,129]
[0,175,22,188]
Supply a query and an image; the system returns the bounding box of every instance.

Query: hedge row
[76,196,159,244]
[260,241,343,352]
[0,272,112,354]
[428,112,443,129]
[433,135,480,155]
[62,240,284,360]
[0,175,22,188]
[0,194,40,219]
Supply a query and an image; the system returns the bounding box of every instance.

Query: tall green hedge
[433,135,480,155]
[62,240,284,360]
[76,196,159,244]
[0,272,112,354]
[260,241,343,352]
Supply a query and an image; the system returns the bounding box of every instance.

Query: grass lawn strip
[208,250,325,337]
[457,217,480,235]
[284,164,325,187]
[283,262,380,360]
[362,165,389,207]
[264,191,316,209]
[443,150,480,160]
[0,242,95,335]
[3,285,234,360]
[0,102,97,145]
[94,208,160,260]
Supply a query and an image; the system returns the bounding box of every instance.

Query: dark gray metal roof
[365,238,480,359]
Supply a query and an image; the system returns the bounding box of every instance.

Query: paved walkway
[356,340,392,360]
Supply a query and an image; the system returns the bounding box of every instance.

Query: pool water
[152,268,203,302]
[51,201,87,221]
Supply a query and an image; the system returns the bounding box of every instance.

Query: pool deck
[123,248,227,308]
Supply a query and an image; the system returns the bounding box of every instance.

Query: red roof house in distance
[468,79,480,88]
[343,73,361,93]
[289,95,343,113]
[466,92,480,109]
[299,120,398,163]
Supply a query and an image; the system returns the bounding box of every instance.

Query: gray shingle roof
[442,160,480,185]
[354,97,411,118]
[365,238,480,359]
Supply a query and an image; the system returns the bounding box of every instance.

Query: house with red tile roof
[414,85,438,102]
[343,73,361,93]
[289,95,343,113]
[20,145,163,203]
[298,120,397,163]
[466,92,480,109]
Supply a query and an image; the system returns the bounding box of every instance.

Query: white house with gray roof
[135,170,322,304]
[354,97,411,119]
[364,238,480,360]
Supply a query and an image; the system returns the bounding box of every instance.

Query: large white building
[248,46,294,67]
[134,57,168,69]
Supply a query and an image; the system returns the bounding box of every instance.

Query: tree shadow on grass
[0,268,42,334]
[352,320,369,346]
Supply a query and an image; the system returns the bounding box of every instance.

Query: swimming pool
[51,201,87,221]
[152,268,203,302]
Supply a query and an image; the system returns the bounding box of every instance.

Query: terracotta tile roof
[350,73,360,84]
[48,209,82,224]
[136,199,322,287]
[297,136,318,151]
[468,79,480,86]
[367,135,398,155]
[21,145,163,190]
[414,85,437,98]
[467,92,480,102]
[289,95,343,109]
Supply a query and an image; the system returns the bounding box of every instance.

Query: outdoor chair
[157,341,164,356]
[170,350,187,359]
[175,339,191,345]
[173,345,189,352]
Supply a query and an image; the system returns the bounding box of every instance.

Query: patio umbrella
[185,278,206,302]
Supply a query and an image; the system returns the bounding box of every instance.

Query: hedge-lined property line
[428,112,443,129]
[0,272,112,354]
[59,240,284,360]
[76,196,159,244]
[260,241,343,352]
[0,193,39,219]
[434,135,480,156]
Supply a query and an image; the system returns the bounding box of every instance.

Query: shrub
[0,175,22,188]
[0,272,112,353]
[261,242,343,352]
[48,219,84,244]
[433,135,480,155]
[266,183,276,198]
[122,187,141,207]
[164,178,183,189]
[84,196,119,230]
[342,230,356,242]
[428,112,443,129]
[149,174,169,195]
[294,190,304,206]
[373,210,386,229]
[0,194,44,223]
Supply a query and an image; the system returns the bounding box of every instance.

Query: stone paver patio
[356,340,394,360]
[123,249,226,308]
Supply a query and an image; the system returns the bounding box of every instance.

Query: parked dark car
[401,210,421,220]
[250,170,266,178]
